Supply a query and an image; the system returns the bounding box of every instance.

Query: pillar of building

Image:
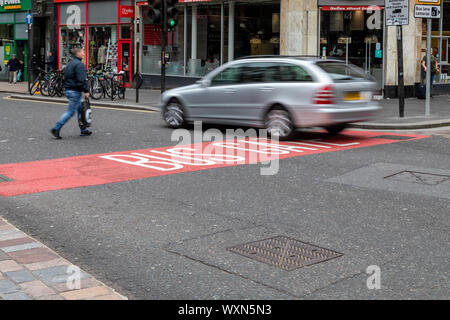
[280,0,318,56]
[228,2,235,61]
[384,0,423,96]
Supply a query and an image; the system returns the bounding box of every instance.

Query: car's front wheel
[163,101,186,129]
[265,107,294,140]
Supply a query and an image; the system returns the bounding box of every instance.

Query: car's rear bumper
[293,104,382,128]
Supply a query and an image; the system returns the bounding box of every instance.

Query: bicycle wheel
[29,79,41,95]
[103,78,113,99]
[40,80,50,96]
[90,78,103,100]
[48,77,58,97]
[116,76,126,100]
[55,77,64,97]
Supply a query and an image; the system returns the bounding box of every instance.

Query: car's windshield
[316,62,373,82]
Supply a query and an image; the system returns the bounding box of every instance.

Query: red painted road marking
[0,131,429,197]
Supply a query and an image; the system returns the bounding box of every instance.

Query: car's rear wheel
[325,123,347,135]
[265,107,294,140]
[164,101,185,129]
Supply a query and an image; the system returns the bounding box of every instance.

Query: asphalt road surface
[0,93,449,299]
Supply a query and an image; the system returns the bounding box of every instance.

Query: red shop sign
[321,5,383,11]
[120,5,134,18]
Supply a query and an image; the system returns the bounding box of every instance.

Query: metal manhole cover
[227,236,343,271]
[384,171,450,186]
[372,135,413,141]
[0,175,11,183]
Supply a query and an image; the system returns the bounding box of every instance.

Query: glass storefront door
[320,6,384,90]
[119,41,131,86]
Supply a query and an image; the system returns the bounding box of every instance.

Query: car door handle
[259,87,274,92]
[224,89,236,94]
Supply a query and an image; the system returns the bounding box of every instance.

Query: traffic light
[148,0,162,24]
[166,0,178,31]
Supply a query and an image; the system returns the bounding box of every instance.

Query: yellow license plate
[344,92,362,101]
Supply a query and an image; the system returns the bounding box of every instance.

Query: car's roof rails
[235,55,339,61]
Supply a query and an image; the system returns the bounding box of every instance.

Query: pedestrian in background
[421,47,440,94]
[46,51,56,72]
[50,48,91,139]
[7,54,20,84]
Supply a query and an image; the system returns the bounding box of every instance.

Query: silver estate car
[160,56,381,139]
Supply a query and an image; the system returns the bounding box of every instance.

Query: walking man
[51,48,91,139]
[7,54,20,84]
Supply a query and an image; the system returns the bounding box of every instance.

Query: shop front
[137,0,281,88]
[319,1,385,91]
[0,0,31,81]
[422,0,450,91]
[54,0,133,86]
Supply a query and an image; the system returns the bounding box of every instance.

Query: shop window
[234,3,280,58]
[320,7,384,89]
[15,24,28,40]
[0,24,14,40]
[15,13,26,23]
[142,5,184,76]
[88,26,118,70]
[186,4,228,77]
[0,13,14,24]
[120,24,131,39]
[421,1,450,83]
[59,27,86,68]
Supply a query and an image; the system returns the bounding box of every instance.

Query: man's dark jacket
[64,56,89,93]
[46,55,56,71]
[7,58,20,72]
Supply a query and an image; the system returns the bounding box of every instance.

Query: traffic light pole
[161,0,166,94]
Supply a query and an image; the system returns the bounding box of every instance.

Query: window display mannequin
[98,42,108,67]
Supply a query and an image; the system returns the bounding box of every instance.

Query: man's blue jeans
[53,90,88,133]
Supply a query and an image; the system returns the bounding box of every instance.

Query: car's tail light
[312,85,336,105]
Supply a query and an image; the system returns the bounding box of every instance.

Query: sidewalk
[350,94,450,129]
[1,81,449,129]
[0,217,127,300]
[0,81,161,111]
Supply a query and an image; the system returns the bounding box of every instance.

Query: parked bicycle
[29,68,65,97]
[88,69,126,101]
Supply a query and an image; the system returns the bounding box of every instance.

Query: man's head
[48,52,53,57]
[71,48,85,60]
[12,54,16,59]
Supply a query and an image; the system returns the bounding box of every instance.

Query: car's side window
[240,64,266,83]
[210,66,242,86]
[263,64,282,83]
[279,64,313,82]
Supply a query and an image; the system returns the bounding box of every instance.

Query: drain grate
[227,236,342,271]
[0,175,11,183]
[385,171,450,186]
[371,135,414,141]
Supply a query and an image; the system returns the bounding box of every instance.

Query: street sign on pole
[414,5,441,18]
[425,19,432,116]
[415,0,440,5]
[25,13,33,25]
[386,0,409,117]
[386,0,409,26]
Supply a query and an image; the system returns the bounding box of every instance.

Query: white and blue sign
[25,13,33,25]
